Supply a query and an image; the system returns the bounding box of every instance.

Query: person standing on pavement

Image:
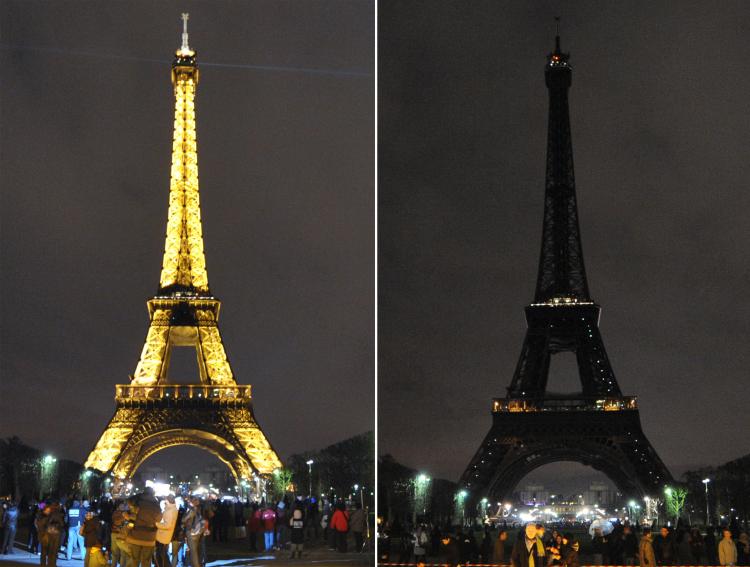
[66,500,86,560]
[639,529,656,567]
[1,501,19,555]
[183,497,204,567]
[329,501,349,553]
[261,503,276,552]
[110,500,130,567]
[155,495,178,567]
[289,508,304,559]
[124,489,162,567]
[348,502,366,552]
[246,504,260,552]
[655,527,677,566]
[81,510,105,567]
[275,501,287,550]
[719,528,738,566]
[37,501,65,567]
[494,529,508,564]
[511,523,545,567]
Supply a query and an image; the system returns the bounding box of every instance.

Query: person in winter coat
[125,489,163,567]
[512,524,545,567]
[622,526,638,565]
[461,530,478,564]
[414,524,429,562]
[719,528,738,566]
[80,511,105,567]
[591,527,608,566]
[261,504,276,551]
[246,505,260,552]
[1,501,19,554]
[28,502,42,555]
[275,501,287,550]
[705,528,719,565]
[562,538,580,567]
[37,501,65,567]
[109,500,131,567]
[65,500,86,561]
[182,497,204,567]
[737,533,749,566]
[289,508,304,559]
[655,527,677,566]
[639,529,657,567]
[155,495,178,567]
[442,531,460,567]
[169,505,185,567]
[480,527,493,563]
[494,530,508,564]
[329,501,349,553]
[348,503,367,553]
[688,528,705,565]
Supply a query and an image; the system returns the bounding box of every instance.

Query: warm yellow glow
[84,409,136,472]
[85,47,281,483]
[159,67,208,291]
[132,310,170,385]
[198,326,235,385]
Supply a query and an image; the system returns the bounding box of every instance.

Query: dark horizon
[379,1,750,486]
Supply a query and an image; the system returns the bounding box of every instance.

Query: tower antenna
[181,13,190,53]
[554,16,561,52]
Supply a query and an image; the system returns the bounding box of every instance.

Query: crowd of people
[380,519,750,566]
[0,490,370,567]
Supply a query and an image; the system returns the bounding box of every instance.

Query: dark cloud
[0,1,373,465]
[379,1,750,483]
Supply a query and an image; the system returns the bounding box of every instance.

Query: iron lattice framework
[459,37,672,505]
[85,19,282,487]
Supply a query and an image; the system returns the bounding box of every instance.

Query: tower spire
[159,15,207,294]
[180,13,191,54]
[533,28,590,303]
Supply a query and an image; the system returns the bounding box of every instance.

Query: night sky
[1,1,373,470]
[379,1,750,486]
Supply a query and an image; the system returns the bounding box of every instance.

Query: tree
[665,486,688,527]
[271,468,294,501]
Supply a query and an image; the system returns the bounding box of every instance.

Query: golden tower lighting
[85,15,282,489]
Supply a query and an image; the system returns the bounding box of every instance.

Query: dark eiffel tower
[459,36,672,505]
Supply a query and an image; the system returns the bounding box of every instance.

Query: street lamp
[39,455,58,498]
[306,459,314,496]
[413,474,431,524]
[702,478,710,526]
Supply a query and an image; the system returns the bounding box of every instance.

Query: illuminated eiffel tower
[85,16,281,493]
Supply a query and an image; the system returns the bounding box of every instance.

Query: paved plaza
[0,542,373,567]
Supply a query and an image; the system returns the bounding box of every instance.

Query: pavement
[0,541,374,567]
